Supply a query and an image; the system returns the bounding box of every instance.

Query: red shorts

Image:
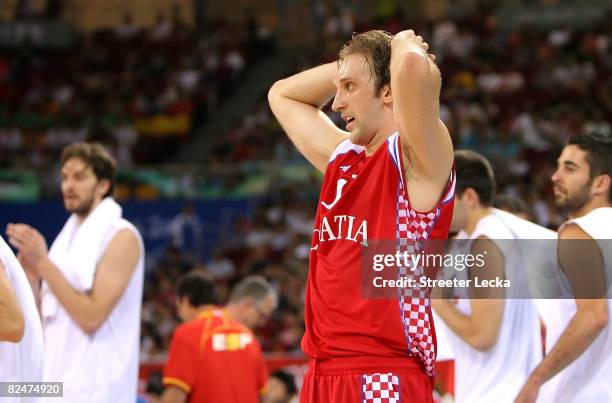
[300,356,434,403]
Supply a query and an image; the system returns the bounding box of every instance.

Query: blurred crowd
[0,7,273,171]
[140,187,316,361]
[211,2,612,230]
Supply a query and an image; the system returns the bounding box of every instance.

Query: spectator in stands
[263,370,298,403]
[168,202,204,264]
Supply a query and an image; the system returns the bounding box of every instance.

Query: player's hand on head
[392,29,435,61]
[392,29,428,50]
[6,223,48,271]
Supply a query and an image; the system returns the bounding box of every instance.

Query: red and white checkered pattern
[396,189,439,376]
[362,373,400,403]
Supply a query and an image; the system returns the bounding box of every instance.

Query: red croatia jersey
[301,133,455,375]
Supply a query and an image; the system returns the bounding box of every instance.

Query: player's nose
[331,91,345,112]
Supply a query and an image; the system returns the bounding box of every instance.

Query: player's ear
[463,188,480,208]
[381,84,392,104]
[97,179,111,198]
[593,174,611,197]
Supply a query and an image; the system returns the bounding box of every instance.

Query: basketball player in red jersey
[268,30,455,402]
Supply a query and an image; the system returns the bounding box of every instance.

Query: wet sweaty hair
[338,30,393,96]
[568,132,612,201]
[60,142,117,198]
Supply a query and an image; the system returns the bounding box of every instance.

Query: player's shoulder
[104,219,144,253]
[173,318,207,342]
[328,138,364,165]
[112,218,143,240]
[558,222,591,240]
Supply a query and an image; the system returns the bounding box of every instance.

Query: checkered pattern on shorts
[396,184,439,376]
[362,373,400,403]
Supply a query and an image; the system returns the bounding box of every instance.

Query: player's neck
[224,304,241,322]
[465,206,494,237]
[364,122,397,156]
[569,197,612,219]
[75,197,103,225]
[192,304,217,320]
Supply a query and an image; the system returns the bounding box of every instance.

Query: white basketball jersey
[0,235,44,402]
[452,210,547,403]
[43,219,144,403]
[539,207,612,402]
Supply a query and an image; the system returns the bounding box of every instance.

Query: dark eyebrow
[558,159,580,169]
[61,167,89,177]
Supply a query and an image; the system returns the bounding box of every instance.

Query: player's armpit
[390,36,453,212]
[0,261,25,342]
[161,384,188,403]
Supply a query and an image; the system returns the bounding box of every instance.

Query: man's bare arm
[161,386,187,403]
[0,261,24,342]
[515,224,608,403]
[390,30,453,212]
[433,237,505,351]
[268,62,348,173]
[7,224,141,334]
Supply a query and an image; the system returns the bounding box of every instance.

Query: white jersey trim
[328,138,365,163]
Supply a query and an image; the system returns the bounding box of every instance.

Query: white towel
[42,197,122,319]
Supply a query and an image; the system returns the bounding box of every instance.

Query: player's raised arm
[268,62,349,173]
[390,30,453,211]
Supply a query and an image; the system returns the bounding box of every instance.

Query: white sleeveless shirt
[43,219,144,403]
[0,235,44,402]
[452,209,550,403]
[539,207,612,402]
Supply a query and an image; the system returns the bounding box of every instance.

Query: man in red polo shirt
[161,272,278,403]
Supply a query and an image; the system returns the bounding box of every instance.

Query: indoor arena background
[1,0,610,402]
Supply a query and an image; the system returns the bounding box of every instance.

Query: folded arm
[268,62,348,173]
[390,30,453,211]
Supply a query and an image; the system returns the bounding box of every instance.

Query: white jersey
[43,219,144,403]
[0,236,44,402]
[539,207,612,402]
[452,209,551,403]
